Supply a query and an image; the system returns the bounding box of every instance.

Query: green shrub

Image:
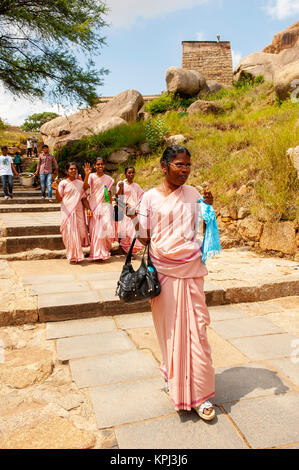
[254,74,265,85]
[145,116,169,150]
[234,72,264,91]
[28,161,37,173]
[0,118,7,130]
[145,93,197,115]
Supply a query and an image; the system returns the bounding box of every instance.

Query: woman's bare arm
[82,197,92,217]
[52,181,62,202]
[83,163,91,191]
[134,220,150,246]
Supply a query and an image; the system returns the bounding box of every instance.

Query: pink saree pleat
[88,174,114,260]
[58,179,89,263]
[139,185,215,411]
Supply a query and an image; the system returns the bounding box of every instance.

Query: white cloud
[264,0,299,19]
[0,85,77,126]
[231,50,242,69]
[106,0,210,29]
[196,31,206,40]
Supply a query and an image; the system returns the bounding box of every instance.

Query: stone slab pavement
[1,248,297,325]
[44,297,299,449]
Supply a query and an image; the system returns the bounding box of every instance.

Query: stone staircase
[0,157,63,255]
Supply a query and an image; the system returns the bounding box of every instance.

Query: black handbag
[116,237,161,303]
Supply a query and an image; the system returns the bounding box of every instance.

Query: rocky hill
[263,21,299,54]
[234,22,299,101]
[36,23,299,259]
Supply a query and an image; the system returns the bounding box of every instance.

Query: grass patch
[145,92,198,115]
[55,121,146,172]
[0,126,40,147]
[123,82,299,222]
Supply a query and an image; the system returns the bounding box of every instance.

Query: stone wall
[182,41,233,86]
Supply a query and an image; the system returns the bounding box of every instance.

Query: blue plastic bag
[199,197,222,264]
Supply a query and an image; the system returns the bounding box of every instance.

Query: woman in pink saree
[83,158,114,261]
[52,162,91,263]
[115,166,144,254]
[137,145,215,421]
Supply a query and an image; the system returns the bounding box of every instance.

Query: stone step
[0,197,54,204]
[3,234,64,254]
[34,276,299,323]
[38,291,151,323]
[0,204,60,213]
[4,225,60,237]
[2,191,43,197]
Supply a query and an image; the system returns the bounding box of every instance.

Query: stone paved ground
[0,296,298,449]
[0,249,298,448]
[0,248,297,325]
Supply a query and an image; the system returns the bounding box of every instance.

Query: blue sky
[1,0,298,124]
[99,0,299,96]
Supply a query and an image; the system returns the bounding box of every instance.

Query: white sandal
[193,400,216,421]
[163,380,169,394]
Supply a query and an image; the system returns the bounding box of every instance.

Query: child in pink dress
[52,162,91,263]
[115,166,144,254]
[137,145,216,421]
[83,158,114,261]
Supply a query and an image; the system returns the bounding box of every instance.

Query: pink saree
[58,179,89,262]
[115,180,144,253]
[138,185,214,411]
[88,173,114,260]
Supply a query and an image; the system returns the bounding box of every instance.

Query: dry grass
[121,82,299,223]
[0,126,40,148]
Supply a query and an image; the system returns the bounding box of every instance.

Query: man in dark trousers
[0,146,19,199]
[34,144,58,202]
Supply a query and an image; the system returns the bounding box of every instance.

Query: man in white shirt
[27,139,33,158]
[0,146,19,200]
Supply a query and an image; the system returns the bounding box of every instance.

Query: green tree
[0,117,6,129]
[0,0,109,106]
[20,112,60,131]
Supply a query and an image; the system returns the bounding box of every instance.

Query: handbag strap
[145,241,155,267]
[125,237,136,265]
[126,237,148,266]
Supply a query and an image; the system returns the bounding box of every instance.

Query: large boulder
[108,148,131,163]
[263,21,299,54]
[274,60,299,100]
[233,52,275,83]
[238,217,264,242]
[206,80,225,94]
[260,221,296,255]
[40,90,144,151]
[99,89,144,122]
[94,117,127,135]
[165,134,186,146]
[165,66,207,96]
[187,100,224,115]
[233,38,299,84]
